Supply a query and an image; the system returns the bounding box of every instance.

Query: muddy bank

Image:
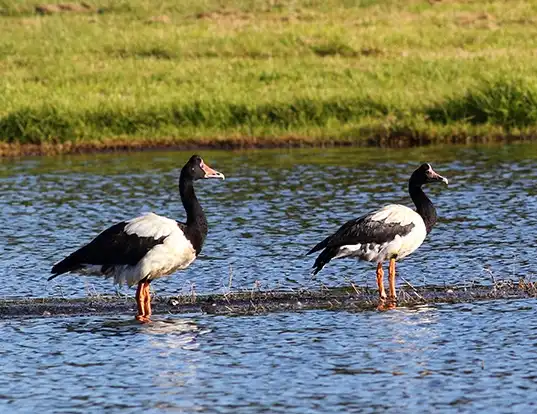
[1,133,534,158]
[1,282,535,319]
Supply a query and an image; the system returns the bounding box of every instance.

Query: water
[1,144,537,411]
[2,301,537,413]
[2,145,537,298]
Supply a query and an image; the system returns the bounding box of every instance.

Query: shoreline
[2,133,534,158]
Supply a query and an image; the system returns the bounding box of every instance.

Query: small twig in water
[84,281,100,298]
[511,254,518,279]
[54,284,65,299]
[250,280,261,299]
[482,266,496,286]
[189,283,197,304]
[344,277,360,295]
[114,285,123,298]
[228,264,233,291]
[221,264,234,299]
[309,269,316,281]
[400,276,425,301]
[398,288,411,302]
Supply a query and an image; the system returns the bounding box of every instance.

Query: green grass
[2,0,537,148]
[427,78,537,128]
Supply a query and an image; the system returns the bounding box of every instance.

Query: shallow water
[2,300,537,413]
[1,145,537,298]
[2,144,537,411]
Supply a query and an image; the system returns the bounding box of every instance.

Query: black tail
[306,234,333,256]
[311,246,339,275]
[308,233,337,275]
[49,252,84,281]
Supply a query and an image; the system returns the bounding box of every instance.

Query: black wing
[307,212,414,275]
[49,221,167,280]
[307,213,414,255]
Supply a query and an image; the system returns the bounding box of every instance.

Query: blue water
[2,145,537,412]
[2,146,537,299]
[1,300,536,413]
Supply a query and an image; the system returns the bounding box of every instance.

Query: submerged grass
[2,280,537,318]
[3,0,537,151]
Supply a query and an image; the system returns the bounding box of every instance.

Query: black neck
[179,172,208,250]
[409,183,437,233]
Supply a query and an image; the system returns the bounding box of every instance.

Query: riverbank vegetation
[2,0,537,154]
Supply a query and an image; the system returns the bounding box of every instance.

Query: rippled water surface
[2,301,537,412]
[2,145,537,411]
[2,145,537,298]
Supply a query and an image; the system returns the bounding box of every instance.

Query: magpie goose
[50,155,225,322]
[307,163,448,309]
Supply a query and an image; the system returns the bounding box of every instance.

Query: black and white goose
[49,155,225,322]
[307,163,448,308]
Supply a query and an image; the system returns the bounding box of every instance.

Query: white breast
[376,205,427,261]
[382,222,426,261]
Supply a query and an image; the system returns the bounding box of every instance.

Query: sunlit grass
[428,77,537,128]
[2,0,537,146]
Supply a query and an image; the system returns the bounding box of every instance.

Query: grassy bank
[2,0,537,154]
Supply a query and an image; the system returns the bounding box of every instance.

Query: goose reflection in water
[65,315,206,349]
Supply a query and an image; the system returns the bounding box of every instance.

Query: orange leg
[376,263,388,311]
[135,282,146,321]
[143,282,152,318]
[135,281,150,323]
[376,263,387,300]
[387,258,397,309]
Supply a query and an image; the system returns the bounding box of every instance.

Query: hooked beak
[428,168,449,185]
[201,162,225,180]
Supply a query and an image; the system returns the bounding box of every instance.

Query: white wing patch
[124,212,178,239]
[369,204,420,226]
